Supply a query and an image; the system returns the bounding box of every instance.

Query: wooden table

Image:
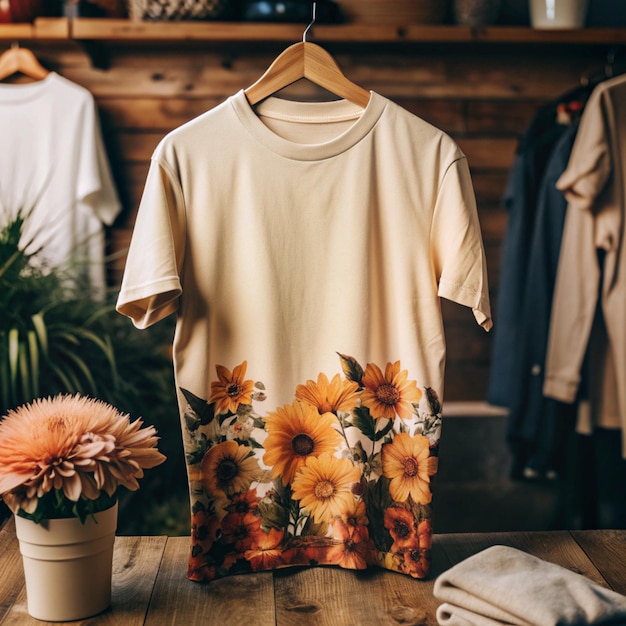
[1,518,625,625]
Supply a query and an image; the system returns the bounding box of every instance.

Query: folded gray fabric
[434,545,626,626]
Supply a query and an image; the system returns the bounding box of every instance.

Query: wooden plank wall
[19,37,612,401]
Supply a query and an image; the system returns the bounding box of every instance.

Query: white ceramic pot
[529,0,589,28]
[14,502,118,622]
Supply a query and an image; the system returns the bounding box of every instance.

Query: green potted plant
[0,210,118,410]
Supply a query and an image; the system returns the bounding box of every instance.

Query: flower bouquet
[0,394,167,621]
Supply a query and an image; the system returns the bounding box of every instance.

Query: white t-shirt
[117,90,491,582]
[0,72,120,295]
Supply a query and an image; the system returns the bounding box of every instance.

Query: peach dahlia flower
[0,394,166,516]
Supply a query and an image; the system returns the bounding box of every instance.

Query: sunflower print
[209,361,255,415]
[295,372,360,416]
[201,440,260,496]
[361,361,422,420]
[182,355,441,583]
[291,452,361,524]
[263,400,342,485]
[381,432,438,504]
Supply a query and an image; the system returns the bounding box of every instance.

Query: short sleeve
[76,96,121,226]
[432,156,492,331]
[116,153,185,329]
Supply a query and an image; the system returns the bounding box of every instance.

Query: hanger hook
[303,2,317,43]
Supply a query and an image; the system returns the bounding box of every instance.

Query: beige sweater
[435,545,626,625]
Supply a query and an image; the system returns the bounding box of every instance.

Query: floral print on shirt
[181,353,441,582]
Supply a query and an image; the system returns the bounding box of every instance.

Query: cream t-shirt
[117,90,491,582]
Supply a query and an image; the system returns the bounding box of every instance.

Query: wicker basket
[127,0,233,20]
[338,0,448,24]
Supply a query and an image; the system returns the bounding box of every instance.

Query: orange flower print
[226,488,260,515]
[263,400,342,485]
[244,527,286,571]
[381,432,438,504]
[384,507,417,550]
[220,511,263,552]
[417,519,432,551]
[291,452,361,524]
[209,361,255,415]
[201,440,260,496]
[187,549,215,582]
[361,361,422,420]
[296,373,360,416]
[343,498,369,529]
[397,546,430,579]
[191,507,221,552]
[327,518,370,569]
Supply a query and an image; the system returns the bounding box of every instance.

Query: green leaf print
[300,514,327,537]
[353,406,377,440]
[181,387,216,427]
[374,419,394,441]
[258,500,290,532]
[337,352,364,385]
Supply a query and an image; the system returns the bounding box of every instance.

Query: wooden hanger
[244,4,370,108]
[0,43,49,81]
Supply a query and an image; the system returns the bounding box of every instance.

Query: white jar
[530,0,589,28]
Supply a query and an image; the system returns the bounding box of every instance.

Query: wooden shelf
[0,23,33,39]
[0,18,69,40]
[72,19,626,44]
[0,18,625,44]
